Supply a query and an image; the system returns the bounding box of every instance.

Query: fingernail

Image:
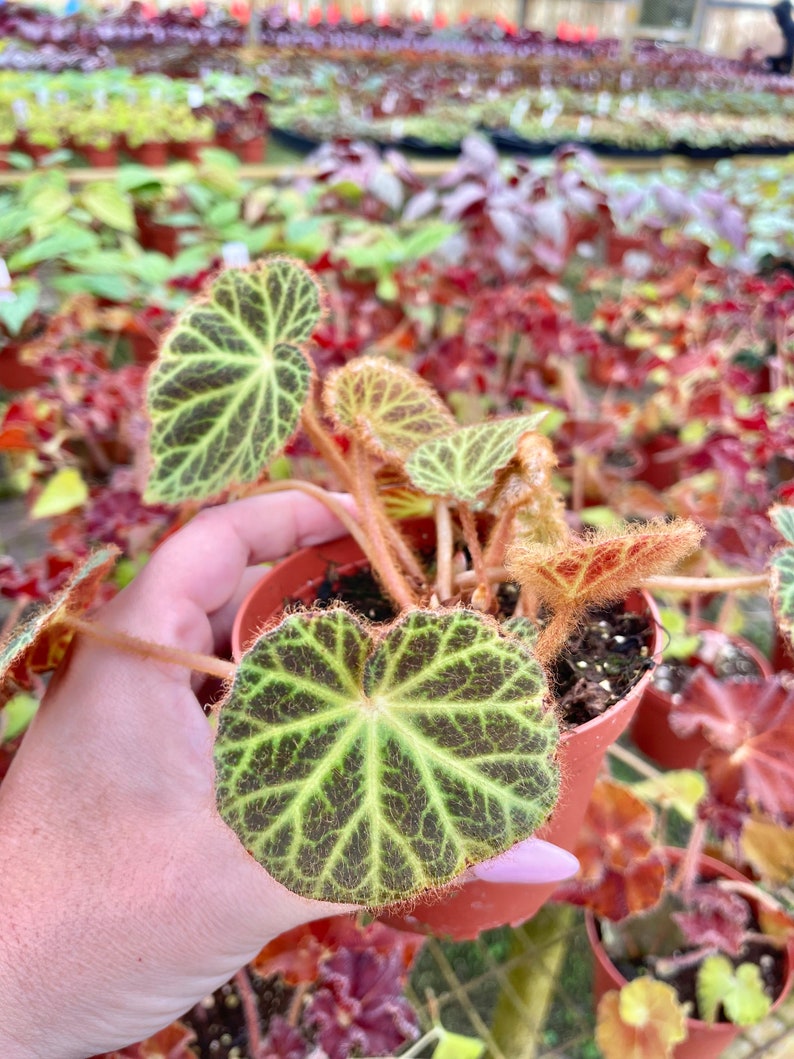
[469,838,579,885]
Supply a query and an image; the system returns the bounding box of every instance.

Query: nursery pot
[585,849,794,1059]
[131,141,170,167]
[629,624,772,771]
[231,526,663,941]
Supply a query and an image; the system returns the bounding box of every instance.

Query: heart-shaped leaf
[405,414,546,507]
[0,545,120,696]
[215,607,559,905]
[324,356,456,463]
[145,259,322,504]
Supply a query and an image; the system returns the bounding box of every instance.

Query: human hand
[0,493,577,1059]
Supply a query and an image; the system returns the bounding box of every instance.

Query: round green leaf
[324,355,456,462]
[405,414,546,507]
[771,504,794,546]
[145,259,322,504]
[215,607,559,906]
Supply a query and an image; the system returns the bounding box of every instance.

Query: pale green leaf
[215,607,558,905]
[1,692,39,742]
[144,259,321,504]
[697,955,772,1026]
[631,770,706,823]
[30,468,89,519]
[405,415,546,506]
[324,355,456,462]
[0,278,40,337]
[433,1029,485,1059]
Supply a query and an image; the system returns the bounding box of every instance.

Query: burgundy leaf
[673,883,751,957]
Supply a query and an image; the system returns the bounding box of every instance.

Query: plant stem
[673,815,708,894]
[234,968,265,1059]
[351,441,418,612]
[716,879,789,916]
[62,615,237,681]
[644,573,769,593]
[455,568,771,596]
[249,479,371,556]
[458,504,492,609]
[300,400,356,492]
[434,500,454,602]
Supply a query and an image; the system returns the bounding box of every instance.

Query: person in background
[770,0,794,73]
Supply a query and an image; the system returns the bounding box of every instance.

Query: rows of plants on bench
[0,70,265,165]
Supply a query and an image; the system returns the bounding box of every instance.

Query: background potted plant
[558,777,794,1059]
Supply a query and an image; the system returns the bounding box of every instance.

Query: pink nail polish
[469,838,580,884]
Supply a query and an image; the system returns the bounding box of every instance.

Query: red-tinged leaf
[596,979,688,1059]
[673,884,751,957]
[673,672,794,820]
[554,780,666,921]
[0,546,120,693]
[92,1020,196,1058]
[306,946,420,1059]
[253,915,425,986]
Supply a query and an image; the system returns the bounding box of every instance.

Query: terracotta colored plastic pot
[630,625,773,771]
[131,141,169,167]
[237,135,267,163]
[81,145,119,168]
[586,849,794,1059]
[232,527,663,940]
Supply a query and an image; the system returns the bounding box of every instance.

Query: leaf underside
[145,260,321,504]
[324,356,456,463]
[0,545,120,693]
[405,414,546,507]
[215,607,559,906]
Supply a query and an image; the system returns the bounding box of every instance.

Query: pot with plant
[0,258,702,943]
[630,612,773,771]
[559,772,794,1059]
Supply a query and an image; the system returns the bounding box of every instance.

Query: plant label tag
[187,85,205,108]
[620,70,634,90]
[36,88,50,105]
[577,115,593,138]
[597,91,612,116]
[541,108,557,130]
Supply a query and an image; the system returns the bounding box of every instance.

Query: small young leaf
[631,770,707,823]
[145,259,322,504]
[433,1028,485,1059]
[596,979,688,1059]
[30,467,89,519]
[0,546,120,692]
[508,520,703,618]
[324,356,456,462]
[215,607,559,905]
[0,691,39,742]
[696,955,772,1026]
[405,414,546,507]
